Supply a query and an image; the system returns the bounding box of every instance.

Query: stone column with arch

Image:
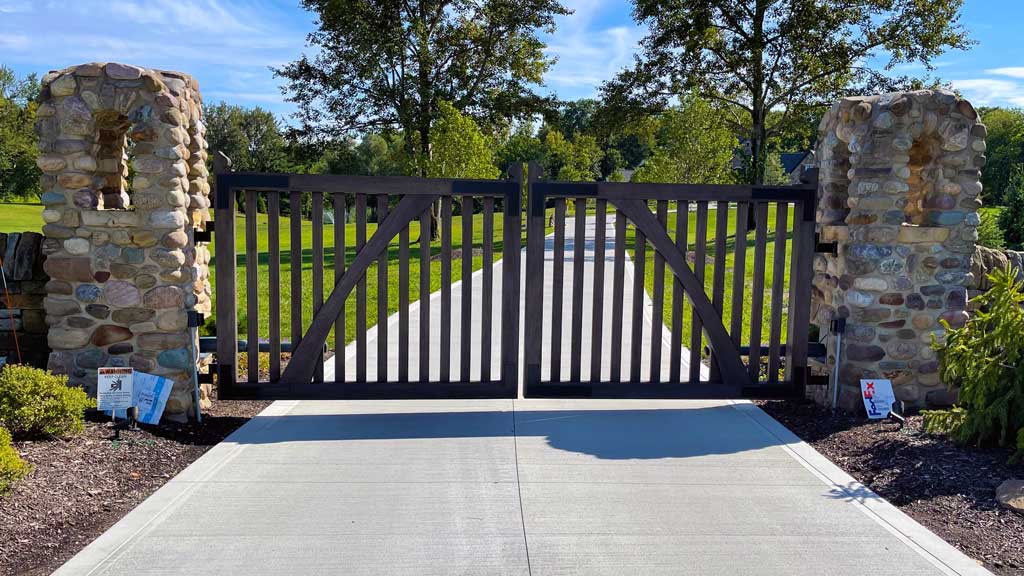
[812,90,986,411]
[35,62,211,419]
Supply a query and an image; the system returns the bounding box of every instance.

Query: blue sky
[1,0,1022,120]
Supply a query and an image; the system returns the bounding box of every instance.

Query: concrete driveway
[56,399,989,575]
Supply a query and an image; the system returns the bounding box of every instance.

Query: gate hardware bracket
[830,317,846,334]
[814,232,838,256]
[194,225,213,243]
[197,370,215,385]
[187,311,205,328]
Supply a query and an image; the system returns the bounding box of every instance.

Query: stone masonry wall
[35,62,211,419]
[0,232,49,369]
[812,90,986,411]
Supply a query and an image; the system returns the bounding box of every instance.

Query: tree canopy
[425,101,500,179]
[603,0,973,184]
[275,0,569,175]
[0,66,39,201]
[632,93,737,184]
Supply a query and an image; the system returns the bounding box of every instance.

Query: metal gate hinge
[194,224,213,243]
[814,233,838,256]
[187,311,205,327]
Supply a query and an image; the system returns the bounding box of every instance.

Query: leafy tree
[542,130,602,181]
[980,107,1024,205]
[425,101,500,179]
[632,94,737,184]
[275,0,568,173]
[999,167,1024,250]
[603,0,972,184]
[0,66,40,201]
[204,102,291,173]
[495,122,545,175]
[551,98,601,140]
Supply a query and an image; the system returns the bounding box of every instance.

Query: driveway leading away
[56,399,990,575]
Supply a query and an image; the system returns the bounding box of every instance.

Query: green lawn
[0,203,44,233]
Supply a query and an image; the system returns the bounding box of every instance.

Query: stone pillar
[35,62,211,419]
[812,90,986,411]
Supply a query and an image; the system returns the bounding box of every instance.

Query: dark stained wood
[356,194,368,382]
[480,196,494,382]
[786,192,816,387]
[333,193,346,381]
[615,198,748,386]
[312,191,325,383]
[523,164,545,389]
[440,196,453,382]
[709,202,728,381]
[245,189,258,384]
[500,165,523,392]
[267,191,281,381]
[281,194,438,384]
[570,199,586,382]
[419,208,431,381]
[377,195,389,381]
[590,199,607,381]
[767,202,789,383]
[689,202,708,382]
[550,198,566,382]
[214,178,238,393]
[650,200,668,383]
[669,200,688,382]
[398,219,410,383]
[630,211,646,383]
[461,197,473,381]
[730,203,750,356]
[610,210,626,381]
[748,202,769,380]
[289,191,303,360]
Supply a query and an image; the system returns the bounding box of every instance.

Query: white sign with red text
[861,379,896,419]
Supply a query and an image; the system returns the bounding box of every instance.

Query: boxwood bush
[924,266,1024,462]
[0,427,30,495]
[0,364,94,439]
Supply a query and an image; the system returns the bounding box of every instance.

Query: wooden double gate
[213,164,817,400]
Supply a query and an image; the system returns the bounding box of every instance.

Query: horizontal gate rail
[213,167,522,400]
[524,167,818,399]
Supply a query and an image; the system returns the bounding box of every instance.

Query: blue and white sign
[106,371,173,424]
[861,379,896,419]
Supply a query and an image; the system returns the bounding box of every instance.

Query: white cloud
[541,0,644,98]
[950,78,1024,107]
[987,67,1024,79]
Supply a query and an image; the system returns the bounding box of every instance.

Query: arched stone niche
[812,90,986,411]
[35,62,212,419]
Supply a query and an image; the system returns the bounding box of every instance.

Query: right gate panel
[523,177,816,399]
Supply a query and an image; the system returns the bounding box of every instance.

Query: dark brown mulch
[0,396,271,576]
[757,399,1024,575]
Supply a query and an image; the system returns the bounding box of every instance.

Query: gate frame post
[213,154,238,398]
[785,168,819,397]
[523,163,544,395]
[500,164,524,395]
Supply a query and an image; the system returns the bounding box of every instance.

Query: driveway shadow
[228,405,784,461]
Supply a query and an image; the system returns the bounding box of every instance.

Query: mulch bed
[757,399,1024,575]
[0,396,271,576]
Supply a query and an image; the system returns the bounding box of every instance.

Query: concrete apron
[55,399,990,576]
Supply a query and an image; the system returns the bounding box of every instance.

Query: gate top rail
[216,171,520,200]
[531,179,817,219]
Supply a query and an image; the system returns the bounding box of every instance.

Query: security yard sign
[860,379,896,419]
[98,367,134,411]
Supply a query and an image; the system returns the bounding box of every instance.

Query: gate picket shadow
[212,162,816,400]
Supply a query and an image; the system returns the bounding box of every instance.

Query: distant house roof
[780,151,811,174]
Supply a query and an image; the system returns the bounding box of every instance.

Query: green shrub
[923,266,1024,462]
[998,166,1024,250]
[0,364,94,439]
[0,427,30,495]
[977,207,1005,249]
